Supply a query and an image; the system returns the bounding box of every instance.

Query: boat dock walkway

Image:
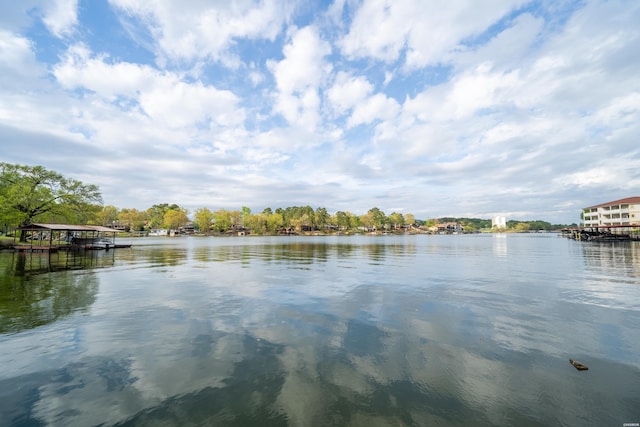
[14,245,61,253]
[13,243,131,252]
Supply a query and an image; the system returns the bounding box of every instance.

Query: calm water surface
[0,234,639,426]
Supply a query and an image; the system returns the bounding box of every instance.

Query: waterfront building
[582,196,640,226]
[492,215,506,228]
[430,222,464,233]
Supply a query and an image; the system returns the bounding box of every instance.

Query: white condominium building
[492,215,506,228]
[582,196,640,227]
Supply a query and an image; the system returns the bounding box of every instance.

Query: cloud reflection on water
[1,236,639,426]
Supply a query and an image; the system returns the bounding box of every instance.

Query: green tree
[94,205,119,227]
[359,212,374,230]
[388,212,405,230]
[315,207,329,230]
[146,203,180,229]
[528,220,552,231]
[194,207,214,233]
[241,206,252,228]
[460,221,477,232]
[514,222,531,232]
[290,214,305,231]
[244,212,267,234]
[0,163,102,240]
[265,212,284,233]
[275,207,286,226]
[303,206,316,228]
[335,211,349,230]
[347,212,360,230]
[367,207,387,230]
[118,208,147,231]
[213,209,232,232]
[163,208,189,230]
[405,213,416,226]
[53,202,102,225]
[230,210,243,229]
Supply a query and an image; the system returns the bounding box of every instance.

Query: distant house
[109,221,128,231]
[180,223,196,234]
[492,216,507,228]
[432,222,464,233]
[582,196,640,227]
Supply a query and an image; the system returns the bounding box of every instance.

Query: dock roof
[17,223,119,232]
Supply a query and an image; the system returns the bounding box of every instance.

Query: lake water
[0,234,639,426]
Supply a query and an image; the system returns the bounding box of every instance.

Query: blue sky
[1,0,639,223]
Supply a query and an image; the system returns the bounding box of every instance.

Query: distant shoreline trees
[0,163,574,236]
[93,204,570,235]
[92,204,425,235]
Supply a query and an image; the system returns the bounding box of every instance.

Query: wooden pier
[562,225,640,241]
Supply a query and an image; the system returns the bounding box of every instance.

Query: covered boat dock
[561,224,640,241]
[14,223,130,252]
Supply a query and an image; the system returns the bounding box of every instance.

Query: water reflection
[11,250,115,276]
[0,236,639,426]
[0,252,102,334]
[581,241,640,278]
[5,308,639,427]
[120,246,188,267]
[492,234,507,257]
[189,240,417,267]
[118,334,287,426]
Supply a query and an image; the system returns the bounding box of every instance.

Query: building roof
[583,196,640,210]
[17,223,118,232]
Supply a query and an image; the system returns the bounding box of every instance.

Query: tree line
[0,163,419,234]
[95,204,418,234]
[0,163,572,236]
